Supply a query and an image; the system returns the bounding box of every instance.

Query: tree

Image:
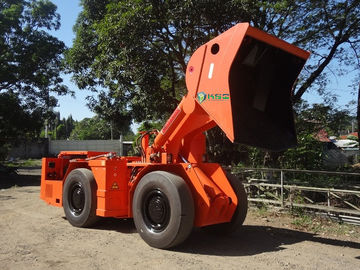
[289,0,360,102]
[0,0,70,158]
[294,100,353,137]
[87,91,132,140]
[43,115,76,140]
[246,101,355,169]
[0,0,69,138]
[358,83,360,137]
[0,92,45,159]
[279,134,324,170]
[0,0,68,97]
[68,1,360,120]
[66,0,256,122]
[229,1,360,103]
[0,93,43,139]
[67,1,360,166]
[69,115,133,140]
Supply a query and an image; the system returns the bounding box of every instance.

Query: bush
[280,134,324,170]
[347,135,358,141]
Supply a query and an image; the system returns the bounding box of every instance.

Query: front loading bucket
[229,35,307,150]
[186,23,310,151]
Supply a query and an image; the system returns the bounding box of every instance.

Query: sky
[302,67,358,114]
[49,1,358,122]
[49,0,95,121]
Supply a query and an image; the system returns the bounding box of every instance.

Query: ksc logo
[197,92,230,104]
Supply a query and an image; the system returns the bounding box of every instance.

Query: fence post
[281,170,284,208]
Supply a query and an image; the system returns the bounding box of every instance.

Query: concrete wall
[8,139,133,159]
[8,139,48,159]
[49,140,133,156]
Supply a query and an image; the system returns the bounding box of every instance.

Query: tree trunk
[357,83,360,136]
[292,38,342,103]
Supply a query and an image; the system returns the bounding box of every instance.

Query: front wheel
[132,171,194,249]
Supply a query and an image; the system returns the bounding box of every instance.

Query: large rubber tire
[203,173,248,233]
[63,168,99,227]
[132,171,194,249]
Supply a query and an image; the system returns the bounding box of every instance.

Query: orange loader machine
[40,23,310,249]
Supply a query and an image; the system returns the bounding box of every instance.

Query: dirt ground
[0,168,359,270]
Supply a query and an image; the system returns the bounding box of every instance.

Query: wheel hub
[143,189,170,232]
[148,196,166,223]
[69,182,85,215]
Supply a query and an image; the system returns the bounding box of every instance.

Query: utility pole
[110,120,114,140]
[45,119,48,139]
[119,133,123,156]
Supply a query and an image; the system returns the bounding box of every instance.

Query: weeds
[251,205,360,238]
[4,159,42,168]
[290,214,325,234]
[254,203,268,216]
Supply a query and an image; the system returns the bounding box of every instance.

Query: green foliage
[0,0,68,104]
[244,101,355,170]
[247,147,261,168]
[0,0,69,158]
[39,113,74,140]
[129,120,164,156]
[255,203,268,217]
[54,115,76,139]
[0,92,45,159]
[347,135,358,141]
[0,93,42,139]
[64,1,260,121]
[55,124,66,139]
[281,134,324,170]
[294,101,353,137]
[67,0,360,120]
[69,115,133,140]
[0,143,11,161]
[87,91,132,140]
[5,158,42,168]
[70,117,110,140]
[246,135,324,170]
[291,214,314,228]
[288,0,360,102]
[137,121,164,133]
[66,1,360,167]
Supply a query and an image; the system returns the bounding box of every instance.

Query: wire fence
[230,167,360,225]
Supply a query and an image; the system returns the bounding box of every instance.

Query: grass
[250,205,360,239]
[291,213,324,234]
[290,213,359,237]
[255,203,268,216]
[291,214,313,227]
[4,159,42,168]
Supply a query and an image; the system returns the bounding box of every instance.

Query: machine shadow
[173,225,360,256]
[0,169,41,189]
[92,218,137,234]
[83,218,360,257]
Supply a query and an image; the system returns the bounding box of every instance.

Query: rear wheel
[132,171,194,249]
[203,173,248,233]
[63,168,99,227]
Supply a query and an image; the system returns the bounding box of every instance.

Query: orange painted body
[40,23,310,227]
[40,152,236,227]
